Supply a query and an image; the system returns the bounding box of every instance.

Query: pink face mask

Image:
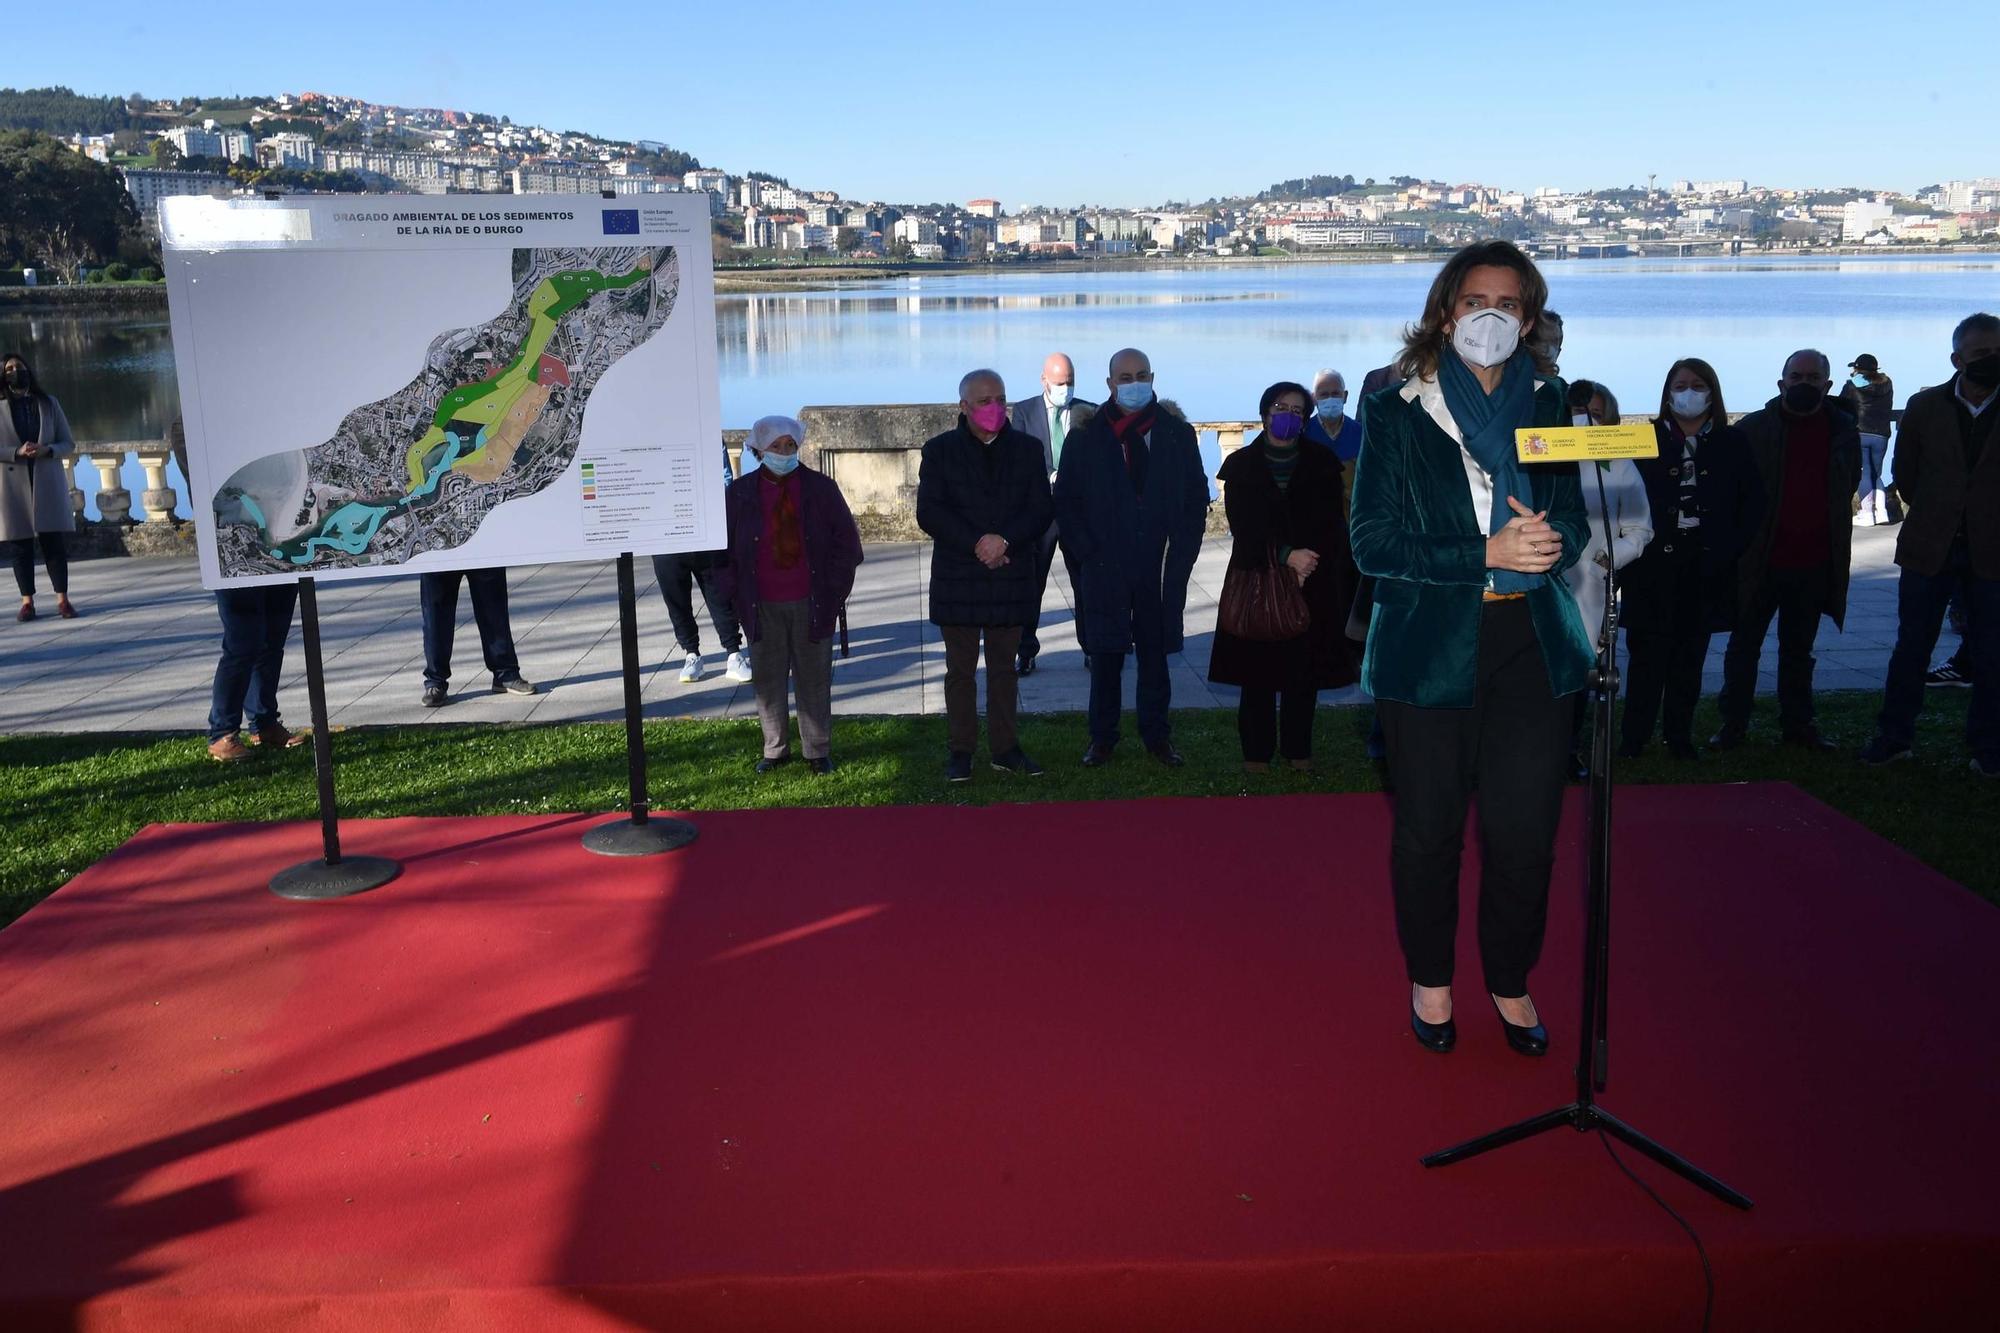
[968,401,1008,434]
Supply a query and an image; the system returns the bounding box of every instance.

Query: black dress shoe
[1411,1006,1457,1053]
[991,747,1045,776]
[807,756,835,775]
[1491,995,1548,1057]
[1145,741,1185,768]
[1081,742,1115,767]
[755,754,792,774]
[1783,724,1836,752]
[1666,738,1699,761]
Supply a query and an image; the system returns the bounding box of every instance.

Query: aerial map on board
[211,244,679,576]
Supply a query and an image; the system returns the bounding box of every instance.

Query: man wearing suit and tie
[1009,352,1096,674]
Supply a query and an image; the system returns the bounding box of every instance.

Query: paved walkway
[0,529,1923,735]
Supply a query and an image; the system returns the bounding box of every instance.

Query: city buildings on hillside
[163,123,253,162]
[118,168,236,230]
[64,88,2000,259]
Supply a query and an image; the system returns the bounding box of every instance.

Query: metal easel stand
[269,577,401,900]
[583,552,700,856]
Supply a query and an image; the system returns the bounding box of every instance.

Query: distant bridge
[1527,239,1751,260]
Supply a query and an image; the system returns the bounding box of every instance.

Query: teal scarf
[1439,346,1541,594]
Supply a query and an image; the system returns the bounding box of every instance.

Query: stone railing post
[63,456,85,519]
[89,450,133,525]
[1190,421,1256,536]
[137,450,179,523]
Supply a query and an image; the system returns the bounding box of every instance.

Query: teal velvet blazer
[1350,373,1595,708]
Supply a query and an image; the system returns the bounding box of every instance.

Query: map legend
[578,445,701,547]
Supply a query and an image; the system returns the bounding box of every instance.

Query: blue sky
[64,1,1987,208]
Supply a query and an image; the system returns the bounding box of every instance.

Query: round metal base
[269,854,401,901]
[582,816,699,857]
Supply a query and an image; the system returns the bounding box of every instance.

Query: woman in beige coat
[0,353,77,621]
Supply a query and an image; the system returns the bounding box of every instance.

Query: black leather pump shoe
[1411,1006,1457,1053]
[1491,995,1548,1057]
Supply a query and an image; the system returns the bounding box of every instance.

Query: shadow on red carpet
[0,783,1995,1331]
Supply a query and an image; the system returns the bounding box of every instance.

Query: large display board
[163,193,725,589]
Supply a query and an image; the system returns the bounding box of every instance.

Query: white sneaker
[726,650,754,682]
[679,652,705,683]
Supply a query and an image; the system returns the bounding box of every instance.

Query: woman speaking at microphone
[1348,241,1595,1058]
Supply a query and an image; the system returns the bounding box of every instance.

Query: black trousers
[1378,600,1572,996]
[1238,686,1315,762]
[419,568,521,688]
[1023,527,1083,660]
[1622,549,1711,749]
[9,532,68,597]
[651,551,741,655]
[1718,564,1830,732]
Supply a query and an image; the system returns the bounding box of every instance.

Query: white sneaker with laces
[726,650,754,682]
[679,652,705,683]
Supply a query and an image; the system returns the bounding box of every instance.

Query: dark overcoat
[1053,405,1209,655]
[916,418,1054,627]
[1735,397,1862,628]
[1622,417,1767,634]
[1887,376,2000,579]
[1207,436,1360,690]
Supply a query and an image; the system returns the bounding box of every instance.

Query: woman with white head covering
[714,414,865,773]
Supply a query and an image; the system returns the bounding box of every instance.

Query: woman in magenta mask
[1208,380,1359,773]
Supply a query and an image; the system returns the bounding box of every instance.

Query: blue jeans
[420,568,521,688]
[1087,598,1171,748]
[209,584,299,741]
[1876,550,2000,762]
[1857,433,1890,521]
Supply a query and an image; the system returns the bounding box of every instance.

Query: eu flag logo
[602,209,640,235]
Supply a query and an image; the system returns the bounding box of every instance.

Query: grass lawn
[2,690,1992,927]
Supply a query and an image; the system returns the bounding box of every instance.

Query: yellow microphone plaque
[1514,423,1660,464]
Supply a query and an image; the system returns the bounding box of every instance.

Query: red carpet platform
[1,784,1996,1331]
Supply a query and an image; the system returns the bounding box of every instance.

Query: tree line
[0,86,134,135]
[0,130,151,281]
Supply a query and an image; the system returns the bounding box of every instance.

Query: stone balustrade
[72,402,1894,554]
[56,438,194,556]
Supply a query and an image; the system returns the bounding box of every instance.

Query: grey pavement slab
[0,527,1930,736]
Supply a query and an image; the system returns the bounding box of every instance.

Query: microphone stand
[1420,461,1752,1210]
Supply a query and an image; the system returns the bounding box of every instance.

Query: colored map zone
[404,262,646,490]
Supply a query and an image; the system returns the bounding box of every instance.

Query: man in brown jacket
[1860,313,2000,775]
[1712,349,1863,751]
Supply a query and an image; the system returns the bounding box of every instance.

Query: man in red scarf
[1054,348,1211,767]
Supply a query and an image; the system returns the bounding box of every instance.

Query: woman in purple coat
[715,414,864,774]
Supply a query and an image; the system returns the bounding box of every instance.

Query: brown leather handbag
[1219,546,1310,641]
